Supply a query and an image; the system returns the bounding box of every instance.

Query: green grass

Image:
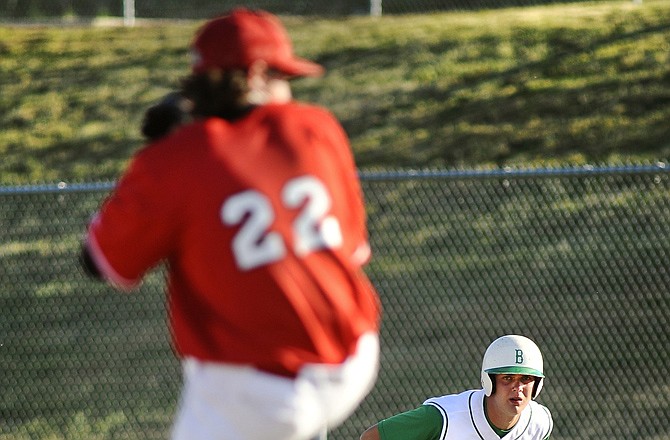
[0,0,669,185]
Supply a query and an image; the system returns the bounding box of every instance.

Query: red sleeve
[85,145,181,290]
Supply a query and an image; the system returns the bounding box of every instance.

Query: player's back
[145,102,379,376]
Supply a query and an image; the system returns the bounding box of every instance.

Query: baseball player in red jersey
[81,8,381,440]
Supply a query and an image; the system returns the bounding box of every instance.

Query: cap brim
[485,366,545,378]
[272,57,325,77]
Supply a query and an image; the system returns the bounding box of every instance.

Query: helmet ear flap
[481,372,494,396]
[532,377,544,399]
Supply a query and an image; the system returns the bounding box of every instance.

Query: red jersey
[86,102,380,376]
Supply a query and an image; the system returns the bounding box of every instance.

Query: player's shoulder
[528,400,553,439]
[245,102,345,146]
[529,400,552,421]
[138,118,228,156]
[424,389,480,413]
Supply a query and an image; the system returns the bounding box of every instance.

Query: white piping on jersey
[424,401,448,440]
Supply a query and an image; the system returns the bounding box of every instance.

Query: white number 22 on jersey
[220,175,343,270]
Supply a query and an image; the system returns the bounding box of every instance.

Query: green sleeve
[377,405,444,440]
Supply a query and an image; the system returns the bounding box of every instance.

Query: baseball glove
[141,92,191,140]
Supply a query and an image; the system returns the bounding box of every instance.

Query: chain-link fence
[1,165,668,439]
[0,0,629,19]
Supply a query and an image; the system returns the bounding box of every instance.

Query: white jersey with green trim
[423,389,552,440]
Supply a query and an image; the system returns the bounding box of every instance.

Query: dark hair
[180,69,253,121]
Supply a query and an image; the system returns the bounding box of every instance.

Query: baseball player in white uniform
[360,335,553,440]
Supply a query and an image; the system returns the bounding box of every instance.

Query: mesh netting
[1,166,668,439]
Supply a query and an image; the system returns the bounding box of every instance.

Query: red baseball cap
[191,8,324,77]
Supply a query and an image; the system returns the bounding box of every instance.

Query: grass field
[0,0,669,185]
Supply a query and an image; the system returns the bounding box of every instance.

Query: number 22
[221,175,343,270]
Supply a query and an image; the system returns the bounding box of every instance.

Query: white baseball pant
[170,332,379,440]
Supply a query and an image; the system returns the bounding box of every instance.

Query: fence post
[124,0,135,26]
[371,0,382,17]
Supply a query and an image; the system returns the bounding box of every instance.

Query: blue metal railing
[0,162,667,194]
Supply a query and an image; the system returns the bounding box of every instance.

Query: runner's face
[490,374,535,417]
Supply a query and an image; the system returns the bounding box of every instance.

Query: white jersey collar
[470,389,534,440]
